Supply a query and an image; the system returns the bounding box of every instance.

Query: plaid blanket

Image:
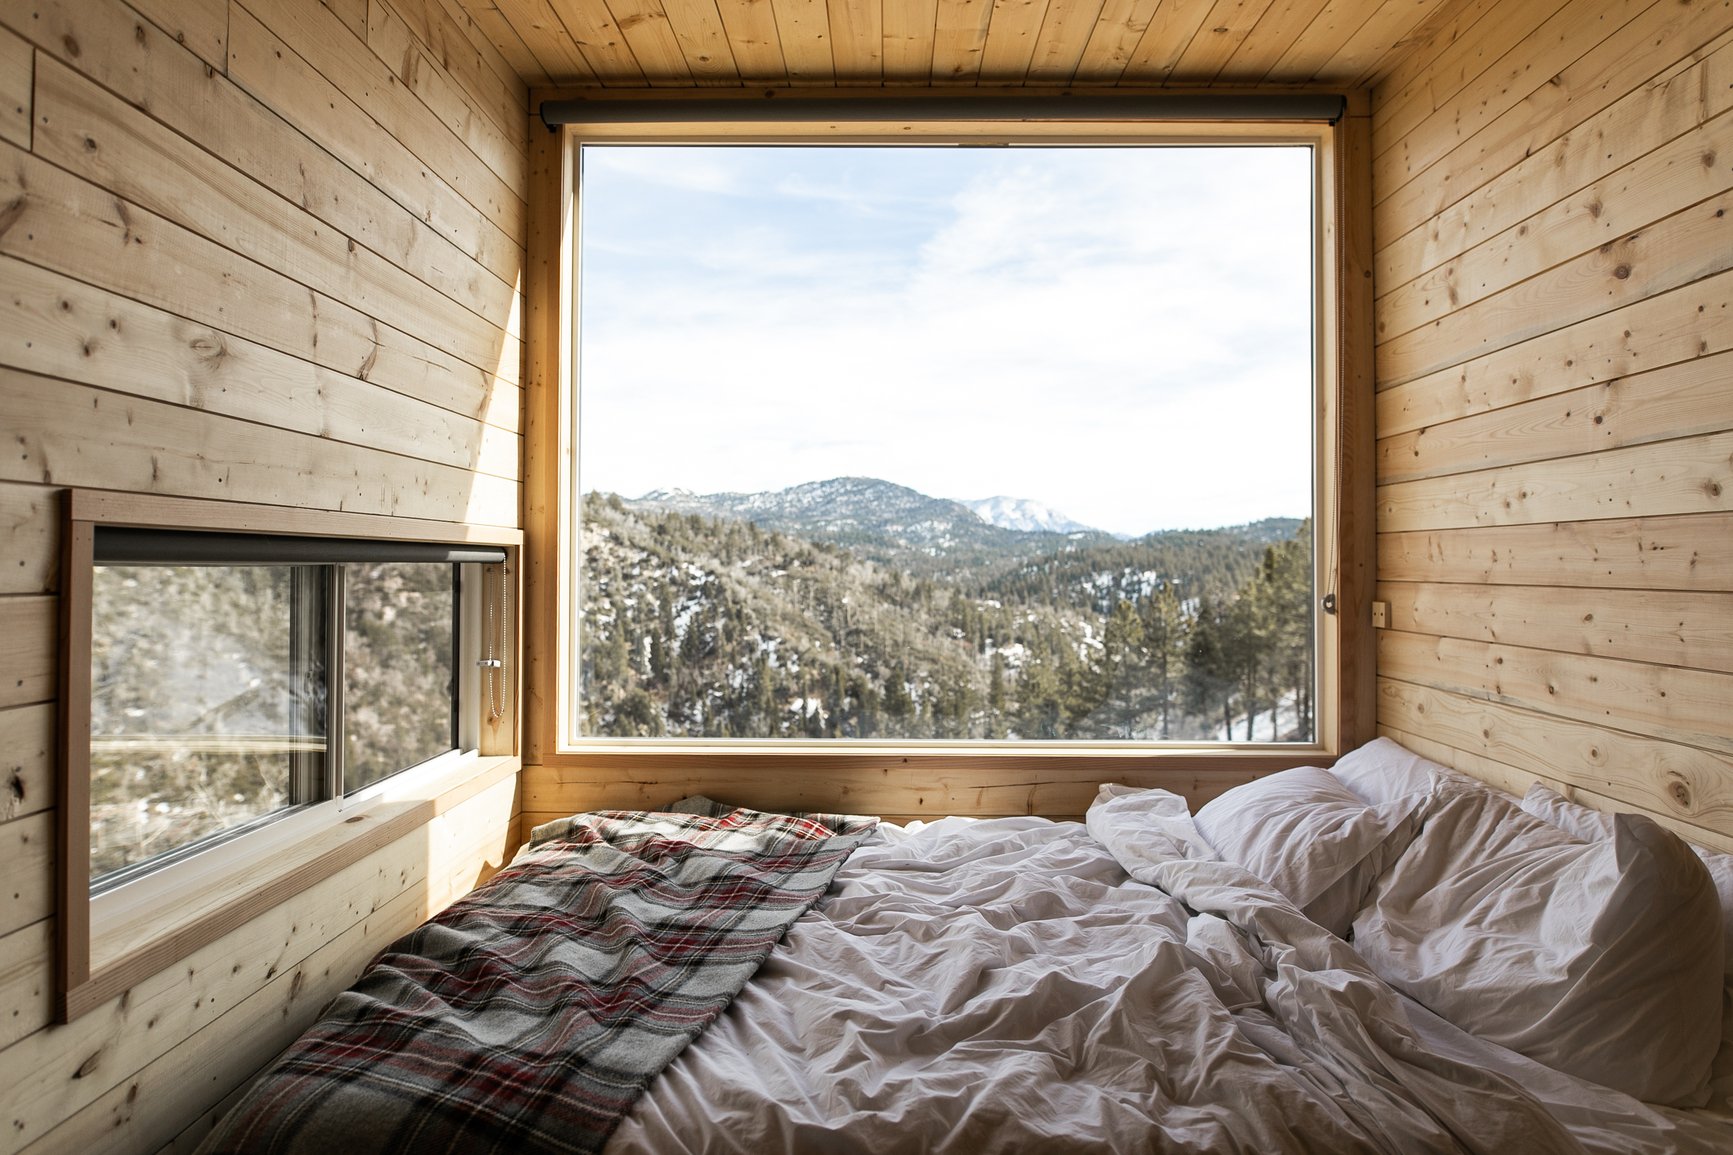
[197,799,876,1155]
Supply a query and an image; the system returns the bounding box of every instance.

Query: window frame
[522,91,1375,801]
[56,490,522,1022]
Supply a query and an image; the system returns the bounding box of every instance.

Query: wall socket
[1371,601,1389,629]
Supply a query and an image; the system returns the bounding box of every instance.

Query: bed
[198,739,1733,1154]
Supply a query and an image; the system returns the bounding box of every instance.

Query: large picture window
[570,140,1319,745]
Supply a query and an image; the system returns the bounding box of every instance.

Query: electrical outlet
[1371,601,1389,629]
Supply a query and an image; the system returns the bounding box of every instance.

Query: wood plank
[714,0,791,84]
[126,0,228,70]
[1378,513,1733,592]
[826,0,884,83]
[772,0,838,84]
[1379,581,1733,674]
[156,1053,271,1155]
[1262,0,1375,82]
[0,366,521,528]
[1373,0,1733,245]
[930,0,992,83]
[1375,187,1733,388]
[1069,0,1161,84]
[0,811,52,939]
[1371,0,1564,145]
[6,777,516,1154]
[1021,0,1103,84]
[978,0,1051,83]
[30,58,523,385]
[322,0,370,38]
[1374,720,1733,855]
[13,0,525,300]
[1168,0,1278,85]
[0,22,30,149]
[0,703,55,825]
[62,490,520,547]
[1377,678,1733,837]
[1377,628,1733,758]
[0,919,52,1052]
[659,0,748,85]
[1118,0,1214,86]
[523,0,632,82]
[0,256,520,479]
[1378,428,1733,533]
[1375,36,1728,300]
[520,124,569,765]
[1373,0,1652,211]
[465,1,557,85]
[1219,0,1331,85]
[0,483,57,596]
[1369,0,1545,131]
[1313,0,1449,85]
[57,516,90,1003]
[1,252,519,452]
[0,596,53,712]
[1376,266,1733,436]
[240,0,527,235]
[372,0,531,147]
[0,138,513,428]
[601,0,702,85]
[523,752,1307,817]
[1378,105,1733,342]
[226,2,528,285]
[430,0,540,99]
[1377,350,1733,486]
[369,0,534,176]
[1332,104,1379,754]
[83,758,519,1010]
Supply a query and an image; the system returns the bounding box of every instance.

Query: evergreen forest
[578,479,1315,743]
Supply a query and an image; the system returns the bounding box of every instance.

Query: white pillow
[1522,782,1733,980]
[1518,781,1615,841]
[1193,766,1423,938]
[1327,736,1455,805]
[1354,776,1724,1106]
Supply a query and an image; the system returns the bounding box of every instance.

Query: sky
[576,144,1314,538]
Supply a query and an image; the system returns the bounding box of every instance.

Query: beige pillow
[1193,766,1423,938]
[1355,778,1723,1106]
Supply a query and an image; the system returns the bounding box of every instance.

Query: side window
[87,550,466,890]
[58,496,518,1022]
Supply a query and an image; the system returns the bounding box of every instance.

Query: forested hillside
[578,480,1313,743]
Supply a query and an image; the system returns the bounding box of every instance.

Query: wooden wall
[1370,0,1733,852]
[0,0,527,1150]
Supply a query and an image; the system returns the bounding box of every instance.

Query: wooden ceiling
[460,0,1453,90]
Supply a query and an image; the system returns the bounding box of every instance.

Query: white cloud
[577,145,1313,536]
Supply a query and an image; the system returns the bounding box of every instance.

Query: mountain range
[580,477,1314,743]
[630,477,1298,580]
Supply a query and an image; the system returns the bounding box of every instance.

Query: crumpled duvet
[606,789,1733,1154]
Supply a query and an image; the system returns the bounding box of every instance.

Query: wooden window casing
[56,490,522,1021]
[521,92,1376,819]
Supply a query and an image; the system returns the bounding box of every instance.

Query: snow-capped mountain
[962,496,1097,536]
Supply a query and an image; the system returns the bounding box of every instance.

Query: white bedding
[604,793,1733,1154]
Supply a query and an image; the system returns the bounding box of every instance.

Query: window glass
[89,565,326,882]
[89,555,464,888]
[343,562,457,792]
[574,144,1316,743]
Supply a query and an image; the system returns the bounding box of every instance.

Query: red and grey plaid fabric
[197,799,875,1155]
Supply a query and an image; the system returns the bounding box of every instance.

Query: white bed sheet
[605,808,1733,1154]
